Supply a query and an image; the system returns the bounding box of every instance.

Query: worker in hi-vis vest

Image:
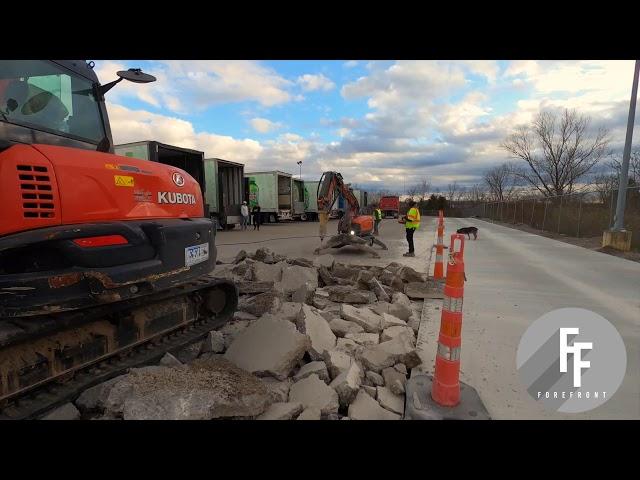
[402,200,420,257]
[373,205,382,236]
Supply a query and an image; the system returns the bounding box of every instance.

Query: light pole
[297,161,302,179]
[613,60,640,231]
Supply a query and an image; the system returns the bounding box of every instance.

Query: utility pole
[297,160,302,179]
[613,60,640,231]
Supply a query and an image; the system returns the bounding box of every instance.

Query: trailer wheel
[300,213,307,222]
[269,213,277,223]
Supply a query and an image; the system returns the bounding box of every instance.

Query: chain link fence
[459,186,640,250]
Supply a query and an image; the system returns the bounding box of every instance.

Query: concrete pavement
[419,217,640,419]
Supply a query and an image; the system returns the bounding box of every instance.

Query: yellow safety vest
[374,209,382,220]
[405,207,420,229]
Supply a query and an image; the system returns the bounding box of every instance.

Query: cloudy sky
[97,60,639,193]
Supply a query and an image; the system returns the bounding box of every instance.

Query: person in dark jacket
[252,204,261,230]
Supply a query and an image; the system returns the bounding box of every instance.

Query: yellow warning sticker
[114,175,134,187]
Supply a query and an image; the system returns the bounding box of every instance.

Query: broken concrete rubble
[344,332,380,346]
[329,361,362,408]
[159,352,183,368]
[365,371,384,387]
[252,261,283,283]
[359,331,420,373]
[376,386,405,415]
[277,265,319,294]
[348,390,401,420]
[297,407,321,420]
[289,374,339,416]
[117,358,273,420]
[237,291,283,317]
[296,304,337,361]
[224,314,310,380]
[340,304,383,333]
[292,282,315,304]
[329,318,365,337]
[382,367,407,395]
[201,331,226,354]
[381,325,416,344]
[261,378,292,403]
[257,402,304,420]
[368,277,390,302]
[327,285,375,304]
[293,361,330,383]
[323,349,354,379]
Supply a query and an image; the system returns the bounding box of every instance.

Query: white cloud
[95,60,294,114]
[344,61,359,68]
[249,117,282,133]
[297,74,336,92]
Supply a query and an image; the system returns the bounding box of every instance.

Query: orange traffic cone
[431,233,466,407]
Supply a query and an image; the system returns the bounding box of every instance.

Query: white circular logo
[516,308,627,413]
[172,172,185,187]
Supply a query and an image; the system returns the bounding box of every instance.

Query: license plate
[185,243,209,267]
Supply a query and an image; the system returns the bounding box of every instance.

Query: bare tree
[502,108,610,197]
[418,178,431,202]
[447,182,458,205]
[467,184,487,203]
[405,184,419,200]
[484,163,516,201]
[608,150,640,186]
[592,173,618,204]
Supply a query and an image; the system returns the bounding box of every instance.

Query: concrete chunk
[327,285,376,304]
[381,325,416,344]
[382,312,408,328]
[294,361,330,383]
[277,265,319,294]
[360,332,421,373]
[297,407,321,420]
[336,338,364,357]
[261,378,292,403]
[219,320,252,349]
[362,385,377,399]
[292,282,315,304]
[237,291,283,316]
[345,332,380,346]
[224,314,310,380]
[398,266,425,283]
[377,386,405,415]
[42,402,81,420]
[382,367,407,395]
[233,311,258,321]
[329,318,365,337]
[201,330,226,354]
[348,390,401,420]
[257,402,304,420]
[340,304,383,333]
[236,281,274,295]
[369,277,390,302]
[323,349,354,379]
[159,352,183,368]
[371,301,412,322]
[289,374,339,416]
[329,362,363,408]
[275,302,304,322]
[365,371,384,387]
[253,262,283,282]
[296,304,337,361]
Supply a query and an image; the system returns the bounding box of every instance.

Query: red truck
[379,196,400,218]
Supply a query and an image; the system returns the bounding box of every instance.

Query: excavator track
[0,275,238,420]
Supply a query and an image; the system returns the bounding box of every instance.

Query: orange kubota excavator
[0,61,238,418]
[317,171,387,250]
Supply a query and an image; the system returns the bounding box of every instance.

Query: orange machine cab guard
[0,144,204,237]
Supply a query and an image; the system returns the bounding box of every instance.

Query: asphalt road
[426,217,640,420]
[215,216,640,419]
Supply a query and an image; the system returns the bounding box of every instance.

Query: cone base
[404,374,491,420]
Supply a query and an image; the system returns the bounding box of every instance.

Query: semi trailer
[244,170,293,223]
